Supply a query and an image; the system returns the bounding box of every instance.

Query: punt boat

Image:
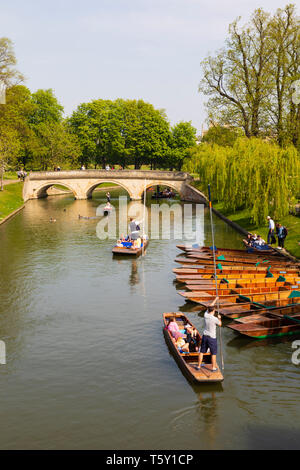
[163,312,223,383]
[112,239,149,257]
[227,313,300,339]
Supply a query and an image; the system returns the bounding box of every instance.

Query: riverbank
[213,202,300,259]
[0,182,24,223]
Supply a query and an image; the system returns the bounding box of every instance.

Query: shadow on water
[227,332,300,350]
[246,426,300,450]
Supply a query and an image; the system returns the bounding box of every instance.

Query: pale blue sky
[0,0,292,133]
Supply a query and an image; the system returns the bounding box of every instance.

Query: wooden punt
[174,257,299,270]
[163,312,223,383]
[176,244,278,256]
[112,239,149,257]
[199,298,300,314]
[185,280,300,291]
[183,253,297,267]
[233,304,300,323]
[174,261,299,274]
[173,266,298,276]
[178,289,300,306]
[182,285,293,297]
[227,314,300,339]
[183,278,300,288]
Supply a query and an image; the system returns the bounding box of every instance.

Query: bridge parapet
[23,170,198,202]
[28,170,192,182]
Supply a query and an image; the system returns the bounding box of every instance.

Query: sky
[0,0,293,134]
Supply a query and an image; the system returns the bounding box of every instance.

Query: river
[0,188,299,450]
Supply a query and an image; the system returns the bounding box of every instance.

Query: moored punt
[227,314,300,339]
[174,257,299,270]
[184,279,300,291]
[163,312,223,383]
[233,304,300,323]
[178,289,300,306]
[173,261,299,274]
[200,298,300,315]
[176,244,277,256]
[112,239,149,257]
[181,254,297,268]
[183,278,300,288]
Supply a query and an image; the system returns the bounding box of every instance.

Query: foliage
[69,99,188,169]
[183,137,300,224]
[0,37,24,86]
[201,125,242,147]
[199,4,300,147]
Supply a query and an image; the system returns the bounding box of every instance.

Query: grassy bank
[213,201,300,259]
[0,183,24,222]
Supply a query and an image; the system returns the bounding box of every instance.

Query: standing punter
[197,297,222,372]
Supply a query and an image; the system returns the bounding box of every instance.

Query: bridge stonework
[23,170,206,204]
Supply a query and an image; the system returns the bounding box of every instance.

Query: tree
[199,4,300,145]
[32,121,81,170]
[201,125,242,146]
[0,127,21,189]
[69,98,172,169]
[29,89,64,126]
[167,121,197,170]
[183,137,300,224]
[0,37,24,87]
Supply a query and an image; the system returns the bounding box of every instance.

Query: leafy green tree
[29,89,64,126]
[199,4,300,146]
[0,37,24,87]
[183,137,300,224]
[32,121,81,170]
[201,125,242,147]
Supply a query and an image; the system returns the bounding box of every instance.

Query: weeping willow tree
[183,138,299,224]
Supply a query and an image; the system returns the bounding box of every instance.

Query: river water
[0,189,299,450]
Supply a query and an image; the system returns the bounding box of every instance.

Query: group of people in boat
[244,233,268,249]
[167,318,201,353]
[152,187,175,199]
[115,218,148,249]
[243,215,288,250]
[166,297,222,372]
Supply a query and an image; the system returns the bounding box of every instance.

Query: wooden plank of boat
[174,260,299,274]
[183,278,300,288]
[227,314,300,338]
[184,280,299,290]
[112,239,149,256]
[219,299,300,317]
[185,253,297,267]
[233,304,300,323]
[173,268,298,278]
[186,249,290,261]
[182,285,293,297]
[176,244,277,256]
[179,289,300,306]
[184,246,286,260]
[163,312,223,383]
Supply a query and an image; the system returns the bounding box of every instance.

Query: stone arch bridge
[23,170,206,203]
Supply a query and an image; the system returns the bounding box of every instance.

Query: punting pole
[142,179,146,257]
[208,184,224,370]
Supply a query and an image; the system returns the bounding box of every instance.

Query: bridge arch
[33,181,78,199]
[140,181,182,200]
[86,180,133,199]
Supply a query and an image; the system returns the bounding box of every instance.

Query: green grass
[0,183,24,221]
[3,171,18,180]
[213,201,300,259]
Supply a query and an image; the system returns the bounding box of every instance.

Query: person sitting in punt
[253,235,266,247]
[167,317,185,339]
[185,324,200,352]
[175,335,189,353]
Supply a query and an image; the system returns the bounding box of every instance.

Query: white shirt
[203,311,221,339]
[268,219,275,230]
